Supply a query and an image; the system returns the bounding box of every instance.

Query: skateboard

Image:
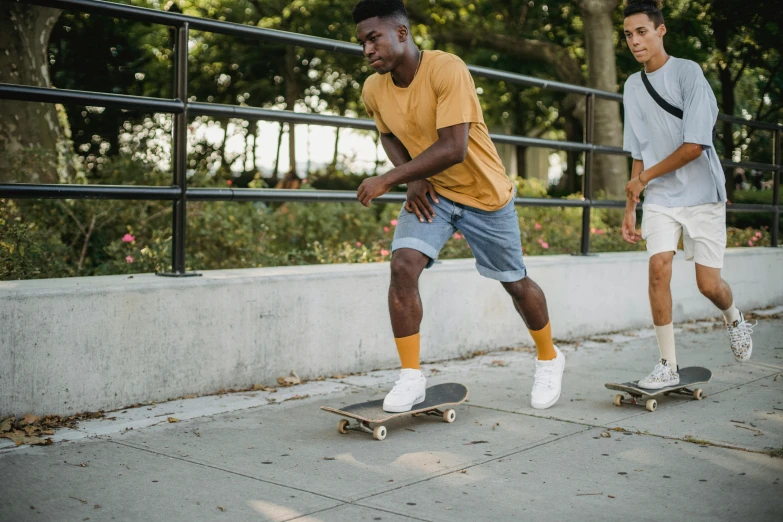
[320,383,468,440]
[605,366,711,412]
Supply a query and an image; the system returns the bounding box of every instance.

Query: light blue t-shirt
[622,56,726,207]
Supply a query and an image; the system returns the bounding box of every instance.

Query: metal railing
[1,0,780,274]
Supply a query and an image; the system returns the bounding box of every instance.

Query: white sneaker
[638,360,679,389]
[382,369,426,413]
[530,346,565,410]
[727,312,756,363]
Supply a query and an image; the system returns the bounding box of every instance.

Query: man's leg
[694,264,733,311]
[694,264,753,362]
[383,195,455,412]
[501,277,555,360]
[637,251,680,388]
[453,198,562,408]
[388,248,430,369]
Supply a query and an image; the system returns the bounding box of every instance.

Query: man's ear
[397,24,409,42]
[658,23,667,38]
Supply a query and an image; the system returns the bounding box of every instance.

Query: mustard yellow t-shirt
[361,50,513,211]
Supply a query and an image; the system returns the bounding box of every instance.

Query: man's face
[623,13,666,63]
[356,17,406,74]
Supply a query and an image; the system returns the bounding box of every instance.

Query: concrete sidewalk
[2,312,782,521]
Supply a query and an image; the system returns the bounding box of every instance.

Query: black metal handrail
[1,0,780,274]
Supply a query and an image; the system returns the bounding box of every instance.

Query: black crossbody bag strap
[641,70,684,119]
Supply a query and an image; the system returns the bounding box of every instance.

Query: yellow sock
[529,322,556,361]
[394,333,421,369]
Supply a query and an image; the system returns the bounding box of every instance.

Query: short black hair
[352,0,408,25]
[624,0,664,27]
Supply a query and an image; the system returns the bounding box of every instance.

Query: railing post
[579,93,595,256]
[159,22,197,276]
[773,128,781,248]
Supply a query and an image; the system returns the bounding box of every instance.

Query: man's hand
[622,210,642,244]
[625,174,647,203]
[357,175,392,207]
[405,180,439,223]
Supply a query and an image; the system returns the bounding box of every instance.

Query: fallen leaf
[490,360,506,367]
[69,496,88,504]
[463,440,489,445]
[217,506,225,512]
[459,469,467,474]
[323,457,336,461]
[283,394,310,402]
[0,417,13,433]
[167,417,180,423]
[608,495,616,499]
[22,413,40,426]
[600,432,611,438]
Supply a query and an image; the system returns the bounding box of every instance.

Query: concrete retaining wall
[1,248,781,416]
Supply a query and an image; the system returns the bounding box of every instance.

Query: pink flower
[453,232,462,240]
[122,233,135,243]
[356,242,362,247]
[734,242,739,246]
[390,219,398,226]
[596,229,605,235]
[541,242,549,249]
[534,223,542,230]
[125,255,134,263]
[381,249,390,256]
[590,227,596,234]
[748,240,754,246]
[383,227,390,233]
[226,179,233,186]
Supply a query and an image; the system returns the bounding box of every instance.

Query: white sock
[654,323,676,370]
[722,302,741,325]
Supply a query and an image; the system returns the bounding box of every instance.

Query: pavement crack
[106,439,349,504]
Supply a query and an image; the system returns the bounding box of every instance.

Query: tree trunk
[331,127,341,168]
[579,0,628,198]
[0,4,64,183]
[271,122,284,183]
[714,19,736,202]
[277,46,299,188]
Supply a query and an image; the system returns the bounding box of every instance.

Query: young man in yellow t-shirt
[353,0,565,412]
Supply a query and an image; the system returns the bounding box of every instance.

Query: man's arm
[626,159,644,212]
[357,123,469,207]
[626,143,703,202]
[383,123,468,185]
[380,133,412,167]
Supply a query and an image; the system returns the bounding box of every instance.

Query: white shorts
[641,203,726,268]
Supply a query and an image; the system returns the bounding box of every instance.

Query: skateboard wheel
[443,409,456,423]
[337,419,350,434]
[693,389,704,400]
[373,425,387,441]
[645,399,657,412]
[613,394,624,407]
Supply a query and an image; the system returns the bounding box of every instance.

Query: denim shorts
[391,192,527,282]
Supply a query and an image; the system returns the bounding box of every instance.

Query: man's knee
[649,254,673,286]
[697,275,721,300]
[390,249,428,285]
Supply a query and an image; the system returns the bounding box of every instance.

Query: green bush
[1,155,776,281]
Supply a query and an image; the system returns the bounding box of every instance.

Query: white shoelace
[533,364,557,391]
[389,376,422,396]
[645,362,675,383]
[728,319,756,349]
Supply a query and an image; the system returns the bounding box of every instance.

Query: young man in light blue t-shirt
[620,0,755,389]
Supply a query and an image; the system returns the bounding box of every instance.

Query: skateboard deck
[605,366,711,412]
[321,383,468,440]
